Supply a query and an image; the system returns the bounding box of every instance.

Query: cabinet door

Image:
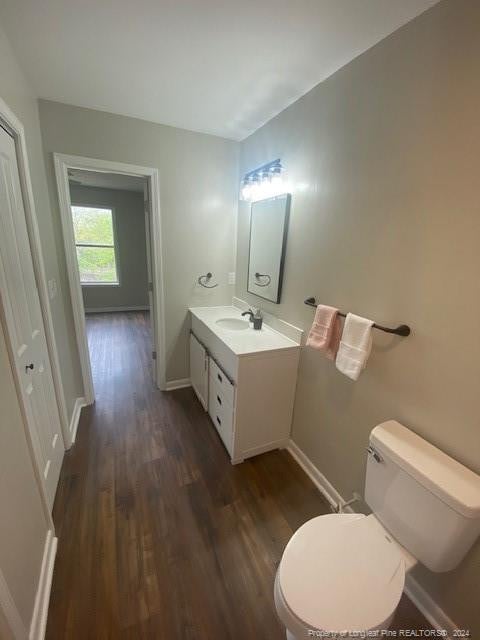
[189,332,208,410]
[208,378,233,456]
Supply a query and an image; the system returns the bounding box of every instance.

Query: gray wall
[236,0,480,633]
[39,100,238,382]
[69,185,149,311]
[0,23,51,633]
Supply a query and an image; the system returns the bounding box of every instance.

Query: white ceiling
[0,0,439,141]
[68,169,145,192]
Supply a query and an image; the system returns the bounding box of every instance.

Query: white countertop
[189,305,300,356]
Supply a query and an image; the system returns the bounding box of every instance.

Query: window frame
[71,203,121,287]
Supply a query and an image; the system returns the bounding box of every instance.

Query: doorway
[67,170,153,393]
[54,155,166,403]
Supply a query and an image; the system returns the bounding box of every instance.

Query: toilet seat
[276,513,406,635]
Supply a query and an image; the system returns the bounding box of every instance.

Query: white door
[0,125,64,510]
[190,332,208,410]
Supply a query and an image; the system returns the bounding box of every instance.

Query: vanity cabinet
[189,332,208,410]
[189,306,300,464]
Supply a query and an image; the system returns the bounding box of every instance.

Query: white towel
[336,313,374,381]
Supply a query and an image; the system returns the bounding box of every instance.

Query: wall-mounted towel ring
[254,272,271,287]
[198,272,218,288]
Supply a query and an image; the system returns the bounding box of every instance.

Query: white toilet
[275,420,480,638]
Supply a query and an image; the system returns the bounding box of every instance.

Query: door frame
[53,153,167,400]
[0,98,69,448]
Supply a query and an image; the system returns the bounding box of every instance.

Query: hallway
[46,312,429,639]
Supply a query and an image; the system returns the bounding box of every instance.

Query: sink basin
[215,318,249,331]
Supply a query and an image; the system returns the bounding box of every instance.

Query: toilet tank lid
[371,421,480,519]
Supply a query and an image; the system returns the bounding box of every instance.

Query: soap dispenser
[252,309,263,330]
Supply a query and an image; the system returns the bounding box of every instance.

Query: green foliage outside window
[72,206,119,284]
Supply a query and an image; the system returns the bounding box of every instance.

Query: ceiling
[68,169,145,193]
[0,0,439,141]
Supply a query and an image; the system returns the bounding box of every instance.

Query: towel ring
[198,272,218,288]
[254,272,271,287]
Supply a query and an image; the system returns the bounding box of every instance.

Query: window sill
[81,282,120,287]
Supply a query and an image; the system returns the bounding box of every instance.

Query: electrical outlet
[48,278,57,299]
[228,272,236,285]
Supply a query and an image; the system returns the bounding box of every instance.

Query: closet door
[0,125,64,510]
[189,332,208,410]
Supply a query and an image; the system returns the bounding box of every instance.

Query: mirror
[247,194,290,304]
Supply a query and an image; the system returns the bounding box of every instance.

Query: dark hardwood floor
[46,311,430,639]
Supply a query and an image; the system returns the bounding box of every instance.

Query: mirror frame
[247,193,291,304]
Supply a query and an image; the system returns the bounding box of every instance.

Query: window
[72,206,119,285]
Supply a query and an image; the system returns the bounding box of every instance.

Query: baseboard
[68,397,87,447]
[404,575,457,639]
[165,378,191,391]
[239,438,290,463]
[29,530,57,640]
[286,439,458,637]
[286,440,340,510]
[84,306,149,313]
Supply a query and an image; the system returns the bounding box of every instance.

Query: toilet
[275,420,480,638]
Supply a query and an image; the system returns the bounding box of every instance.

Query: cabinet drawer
[209,382,230,415]
[209,358,235,407]
[208,383,233,455]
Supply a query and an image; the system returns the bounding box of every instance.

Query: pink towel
[306,305,343,360]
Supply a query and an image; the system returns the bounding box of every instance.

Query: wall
[0,27,84,425]
[0,22,58,634]
[69,185,149,311]
[39,100,238,382]
[236,0,480,633]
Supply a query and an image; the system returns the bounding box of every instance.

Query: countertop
[189,306,300,356]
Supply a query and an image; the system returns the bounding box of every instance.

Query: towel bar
[304,297,411,336]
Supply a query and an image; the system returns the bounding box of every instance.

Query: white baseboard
[165,378,191,391]
[403,575,457,638]
[84,305,149,313]
[286,439,458,638]
[29,530,57,640]
[286,440,340,510]
[68,397,87,447]
[239,438,290,463]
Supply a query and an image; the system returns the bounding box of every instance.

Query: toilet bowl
[274,420,480,639]
[274,512,413,638]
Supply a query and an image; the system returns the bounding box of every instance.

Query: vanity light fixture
[240,159,285,202]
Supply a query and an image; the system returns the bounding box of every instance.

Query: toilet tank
[365,421,480,572]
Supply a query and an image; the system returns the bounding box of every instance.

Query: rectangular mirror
[247,194,290,303]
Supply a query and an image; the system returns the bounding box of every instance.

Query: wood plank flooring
[46,312,430,639]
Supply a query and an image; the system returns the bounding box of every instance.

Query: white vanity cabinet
[189,332,208,410]
[189,306,300,464]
